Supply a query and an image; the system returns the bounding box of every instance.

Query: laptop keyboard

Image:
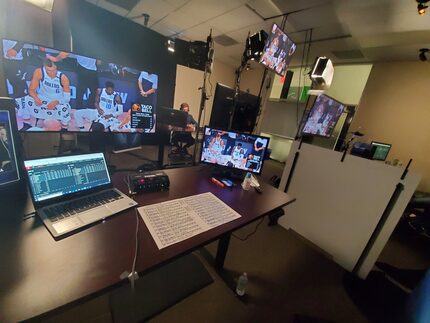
[44,190,123,223]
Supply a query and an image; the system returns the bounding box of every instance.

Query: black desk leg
[158,143,164,169]
[215,233,231,271]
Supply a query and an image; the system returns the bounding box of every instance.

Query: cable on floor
[232,217,265,241]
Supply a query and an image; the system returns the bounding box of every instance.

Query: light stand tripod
[192,32,213,165]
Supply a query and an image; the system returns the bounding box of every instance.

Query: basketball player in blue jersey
[74,81,123,131]
[26,59,71,131]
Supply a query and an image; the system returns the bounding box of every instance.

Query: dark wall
[55,1,176,110]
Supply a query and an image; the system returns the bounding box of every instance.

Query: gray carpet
[109,253,213,323]
[40,147,430,323]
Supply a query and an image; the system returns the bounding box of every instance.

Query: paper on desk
[138,192,241,249]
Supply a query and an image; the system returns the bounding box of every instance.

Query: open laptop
[24,152,137,240]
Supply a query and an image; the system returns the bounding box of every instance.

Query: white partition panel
[279,142,420,278]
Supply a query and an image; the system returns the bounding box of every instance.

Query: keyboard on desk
[45,190,123,223]
[38,188,138,238]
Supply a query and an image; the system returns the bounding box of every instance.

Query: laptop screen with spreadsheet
[24,153,111,202]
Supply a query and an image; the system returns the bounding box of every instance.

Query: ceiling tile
[175,0,246,23]
[246,0,283,19]
[182,23,221,41]
[163,0,192,7]
[209,5,263,34]
[126,0,175,22]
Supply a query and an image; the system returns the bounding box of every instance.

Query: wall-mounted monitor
[2,39,158,133]
[259,24,296,76]
[200,127,269,175]
[302,94,345,138]
[0,98,20,187]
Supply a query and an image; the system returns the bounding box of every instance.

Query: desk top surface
[0,166,294,322]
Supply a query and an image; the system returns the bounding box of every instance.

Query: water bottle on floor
[236,272,248,296]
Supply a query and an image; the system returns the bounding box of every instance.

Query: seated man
[171,103,196,154]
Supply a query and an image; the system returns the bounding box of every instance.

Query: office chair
[168,131,193,159]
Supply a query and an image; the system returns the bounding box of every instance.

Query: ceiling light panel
[25,0,54,12]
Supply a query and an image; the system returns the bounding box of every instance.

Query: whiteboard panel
[279,142,405,272]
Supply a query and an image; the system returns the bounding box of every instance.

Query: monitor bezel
[1,37,159,134]
[370,141,391,161]
[199,126,270,176]
[0,97,22,188]
[258,23,296,77]
[301,93,346,138]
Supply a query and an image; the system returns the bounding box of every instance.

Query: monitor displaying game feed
[0,98,20,186]
[2,38,158,133]
[302,94,345,138]
[259,23,296,76]
[200,127,270,175]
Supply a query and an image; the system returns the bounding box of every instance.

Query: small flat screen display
[371,142,391,161]
[259,23,296,76]
[200,127,269,175]
[2,38,158,133]
[302,94,345,138]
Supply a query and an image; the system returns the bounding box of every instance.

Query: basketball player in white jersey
[25,59,71,130]
[74,81,123,131]
[231,142,243,166]
[208,132,225,163]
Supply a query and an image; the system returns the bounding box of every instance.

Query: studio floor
[37,146,430,323]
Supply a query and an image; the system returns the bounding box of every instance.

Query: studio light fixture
[245,30,267,61]
[417,0,429,15]
[419,48,429,61]
[167,39,175,53]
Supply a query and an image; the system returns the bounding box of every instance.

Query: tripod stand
[192,32,213,165]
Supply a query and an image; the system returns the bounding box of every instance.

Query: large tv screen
[302,94,345,138]
[259,24,296,76]
[200,127,269,175]
[2,39,158,133]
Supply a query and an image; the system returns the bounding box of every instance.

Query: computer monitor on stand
[199,127,270,180]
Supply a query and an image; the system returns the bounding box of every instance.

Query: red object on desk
[211,177,225,188]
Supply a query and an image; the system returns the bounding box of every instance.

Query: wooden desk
[0,166,295,322]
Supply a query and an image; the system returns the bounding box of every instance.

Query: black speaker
[231,93,260,133]
[209,83,260,132]
[209,83,235,129]
[280,70,294,99]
